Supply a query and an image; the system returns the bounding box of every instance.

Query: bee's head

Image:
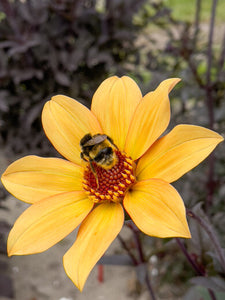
[80,133,92,148]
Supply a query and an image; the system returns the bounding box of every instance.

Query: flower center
[82,150,136,203]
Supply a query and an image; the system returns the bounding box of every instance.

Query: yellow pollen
[119,183,126,188]
[125,169,131,175]
[130,174,135,181]
[82,149,136,204]
[113,194,118,200]
[126,179,132,185]
[126,158,133,164]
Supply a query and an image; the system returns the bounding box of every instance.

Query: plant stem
[145,268,157,300]
[208,289,217,300]
[130,223,145,263]
[117,234,138,266]
[127,222,157,300]
[187,209,225,273]
[187,58,205,88]
[206,153,215,212]
[204,0,218,212]
[193,0,201,49]
[176,238,205,276]
[217,31,225,81]
[206,0,217,98]
[176,238,217,300]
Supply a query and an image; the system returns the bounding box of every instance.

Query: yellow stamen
[126,158,133,164]
[130,174,135,181]
[126,179,132,185]
[125,169,131,175]
[119,183,126,188]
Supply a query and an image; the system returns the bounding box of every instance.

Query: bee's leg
[80,152,89,162]
[90,161,99,188]
[107,136,118,149]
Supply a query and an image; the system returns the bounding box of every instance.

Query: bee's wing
[84,134,107,146]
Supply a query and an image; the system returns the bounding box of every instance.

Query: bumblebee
[80,133,118,169]
[80,133,118,186]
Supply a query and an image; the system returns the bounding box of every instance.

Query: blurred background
[0,0,224,299]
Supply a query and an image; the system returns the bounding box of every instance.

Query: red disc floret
[83,150,135,203]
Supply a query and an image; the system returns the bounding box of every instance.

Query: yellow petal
[91,76,142,150]
[137,125,224,183]
[42,95,102,164]
[1,155,84,204]
[125,78,180,160]
[124,179,191,238]
[63,202,124,291]
[8,192,93,256]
